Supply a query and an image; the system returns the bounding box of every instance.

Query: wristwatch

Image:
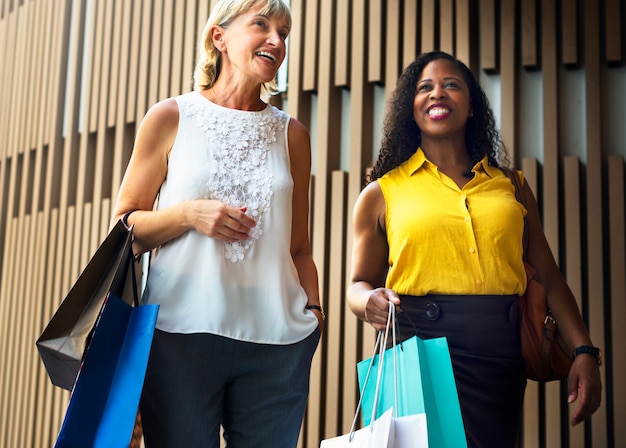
[572,345,602,366]
[306,304,325,321]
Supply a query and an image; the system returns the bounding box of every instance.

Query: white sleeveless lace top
[141,91,318,344]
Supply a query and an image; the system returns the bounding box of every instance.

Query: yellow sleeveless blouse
[377,148,527,296]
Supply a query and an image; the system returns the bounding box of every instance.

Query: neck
[209,82,265,111]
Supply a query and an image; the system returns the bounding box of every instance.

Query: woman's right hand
[364,287,401,332]
[188,200,256,242]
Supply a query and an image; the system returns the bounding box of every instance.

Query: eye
[417,83,431,92]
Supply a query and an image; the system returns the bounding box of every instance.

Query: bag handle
[503,168,529,256]
[124,224,140,308]
[348,302,398,440]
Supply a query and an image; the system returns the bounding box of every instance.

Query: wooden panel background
[0,1,625,447]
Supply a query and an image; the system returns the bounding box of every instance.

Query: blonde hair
[193,0,292,96]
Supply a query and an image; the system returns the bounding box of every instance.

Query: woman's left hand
[567,354,602,426]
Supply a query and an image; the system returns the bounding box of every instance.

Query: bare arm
[347,181,401,332]
[288,119,323,329]
[111,98,256,254]
[522,180,602,425]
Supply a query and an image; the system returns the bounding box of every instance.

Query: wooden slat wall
[0,1,625,447]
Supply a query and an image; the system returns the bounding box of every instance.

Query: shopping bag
[321,304,428,447]
[54,293,159,448]
[37,220,137,390]
[358,327,467,447]
[320,407,393,447]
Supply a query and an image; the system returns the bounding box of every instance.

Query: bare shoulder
[135,97,180,158]
[142,97,180,129]
[287,117,311,149]
[354,180,386,229]
[359,180,384,204]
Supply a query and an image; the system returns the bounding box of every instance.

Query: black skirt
[396,294,527,448]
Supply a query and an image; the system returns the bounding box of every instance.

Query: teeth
[428,107,449,117]
[256,51,276,62]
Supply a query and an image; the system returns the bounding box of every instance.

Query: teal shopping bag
[55,294,159,448]
[358,335,467,448]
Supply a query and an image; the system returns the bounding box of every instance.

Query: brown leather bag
[505,169,572,381]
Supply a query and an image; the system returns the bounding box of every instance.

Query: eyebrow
[418,76,463,84]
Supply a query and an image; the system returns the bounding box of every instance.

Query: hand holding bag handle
[349,301,398,440]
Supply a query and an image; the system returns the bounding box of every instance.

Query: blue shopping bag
[358,334,467,448]
[55,293,159,448]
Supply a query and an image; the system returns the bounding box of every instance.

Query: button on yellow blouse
[378,148,527,296]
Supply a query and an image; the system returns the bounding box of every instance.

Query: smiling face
[413,58,473,143]
[213,3,290,85]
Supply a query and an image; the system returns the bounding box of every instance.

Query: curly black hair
[369,51,508,182]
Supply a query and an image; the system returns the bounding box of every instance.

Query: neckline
[195,90,268,113]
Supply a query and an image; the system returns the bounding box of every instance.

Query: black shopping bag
[36,220,138,390]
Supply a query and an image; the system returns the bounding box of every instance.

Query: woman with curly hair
[347,51,601,447]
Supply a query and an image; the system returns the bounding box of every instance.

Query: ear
[210,25,226,52]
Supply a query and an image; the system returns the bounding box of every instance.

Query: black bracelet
[572,345,602,365]
[306,305,325,320]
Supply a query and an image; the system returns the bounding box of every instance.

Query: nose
[267,29,281,46]
[429,84,446,99]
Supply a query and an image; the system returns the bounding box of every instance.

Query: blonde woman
[112,1,322,446]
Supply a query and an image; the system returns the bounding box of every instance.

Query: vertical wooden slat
[126,0,142,123]
[420,0,436,53]
[71,0,97,281]
[402,0,418,68]
[334,0,349,87]
[285,0,311,124]
[521,0,538,69]
[147,0,163,108]
[368,0,383,83]
[562,157,585,448]
[110,0,134,205]
[582,2,608,447]
[13,3,28,156]
[158,0,174,100]
[455,0,471,66]
[499,0,517,156]
[480,0,497,72]
[563,156,585,448]
[25,1,39,150]
[169,0,185,96]
[343,0,373,435]
[323,171,348,439]
[608,156,626,447]
[384,0,401,95]
[181,0,198,93]
[563,158,583,331]
[440,0,454,54]
[135,0,152,121]
[540,0,565,445]
[521,158,540,448]
[88,0,105,133]
[302,0,319,91]
[306,0,342,444]
[605,0,622,64]
[561,0,578,66]
[90,0,115,250]
[107,0,123,128]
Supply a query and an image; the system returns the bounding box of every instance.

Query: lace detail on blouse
[179,100,286,262]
